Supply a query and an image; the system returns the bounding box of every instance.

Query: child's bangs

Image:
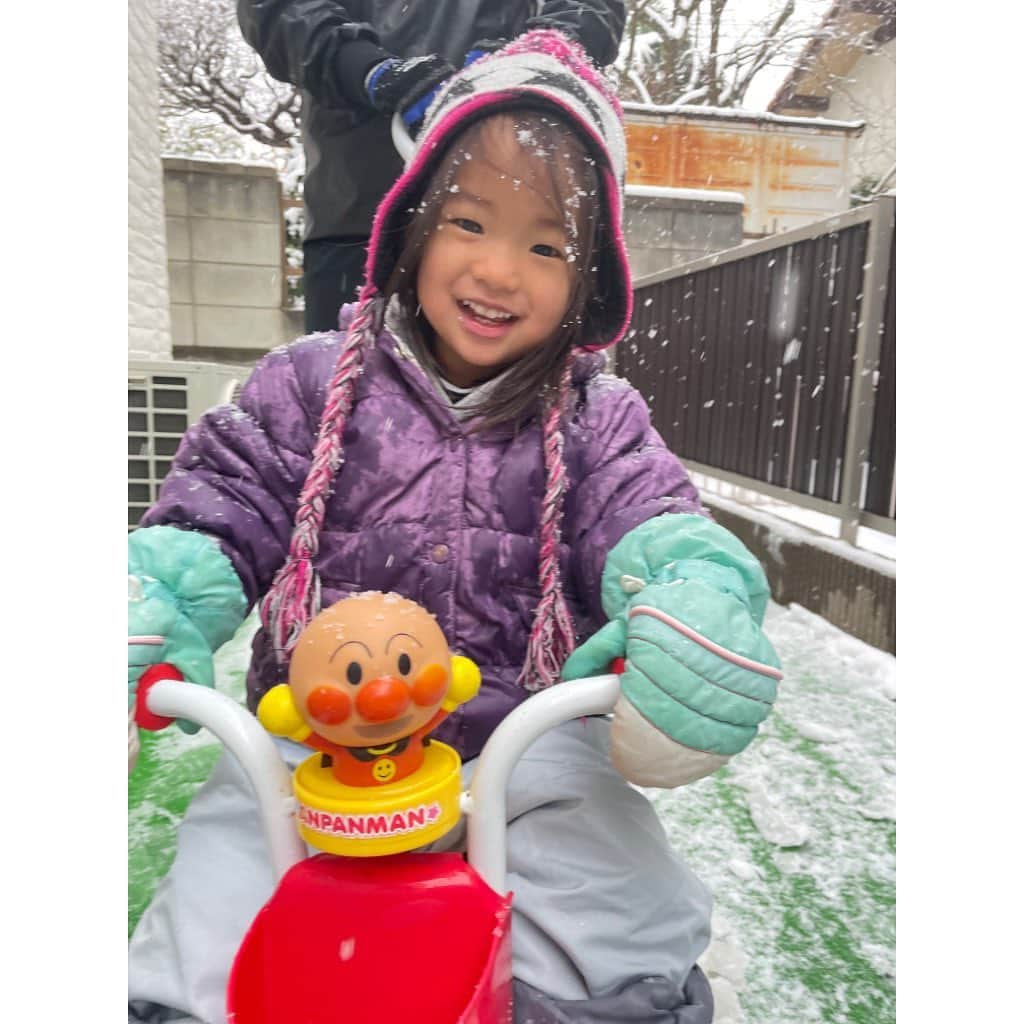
[456,111,601,261]
[396,109,602,263]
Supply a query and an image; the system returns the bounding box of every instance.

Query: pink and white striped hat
[364,28,632,351]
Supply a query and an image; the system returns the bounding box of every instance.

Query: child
[128,31,781,1024]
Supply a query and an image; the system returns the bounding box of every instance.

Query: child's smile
[456,297,520,338]
[417,118,575,386]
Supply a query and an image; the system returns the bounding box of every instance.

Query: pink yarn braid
[260,288,382,662]
[519,360,577,691]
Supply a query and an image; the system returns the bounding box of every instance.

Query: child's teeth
[464,300,513,320]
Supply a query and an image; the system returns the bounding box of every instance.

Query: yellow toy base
[293,741,463,857]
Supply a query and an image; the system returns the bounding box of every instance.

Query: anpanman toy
[257,592,481,855]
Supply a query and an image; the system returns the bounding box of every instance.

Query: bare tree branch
[617,0,827,109]
[158,0,300,152]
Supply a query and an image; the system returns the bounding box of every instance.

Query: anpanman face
[288,593,451,747]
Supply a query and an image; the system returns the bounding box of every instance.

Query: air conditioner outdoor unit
[128,359,248,530]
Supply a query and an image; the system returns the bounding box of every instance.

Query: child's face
[417,120,575,387]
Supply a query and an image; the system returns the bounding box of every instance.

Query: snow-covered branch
[617,0,831,110]
[627,68,654,105]
[159,0,301,157]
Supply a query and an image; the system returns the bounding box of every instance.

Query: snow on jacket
[236,0,626,240]
[142,309,704,761]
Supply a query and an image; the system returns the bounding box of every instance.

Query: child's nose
[471,245,520,292]
[355,676,412,722]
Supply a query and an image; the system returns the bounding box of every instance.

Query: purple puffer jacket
[143,318,705,761]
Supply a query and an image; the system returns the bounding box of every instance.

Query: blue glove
[366,44,496,133]
[365,54,456,129]
[563,514,781,763]
[128,526,247,733]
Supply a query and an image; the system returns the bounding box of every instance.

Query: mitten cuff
[609,695,729,787]
[338,37,394,107]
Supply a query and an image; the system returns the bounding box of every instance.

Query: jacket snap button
[431,544,449,563]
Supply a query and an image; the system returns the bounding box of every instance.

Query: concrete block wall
[128,0,172,361]
[165,158,303,362]
[624,186,744,280]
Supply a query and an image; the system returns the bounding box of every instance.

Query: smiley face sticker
[372,757,398,783]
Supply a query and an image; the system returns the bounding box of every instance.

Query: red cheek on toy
[306,685,352,725]
[411,663,448,707]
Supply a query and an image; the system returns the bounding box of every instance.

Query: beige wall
[624,188,744,279]
[128,0,173,360]
[164,158,303,361]
[825,39,896,186]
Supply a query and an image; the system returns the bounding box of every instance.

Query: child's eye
[449,217,482,234]
[532,243,564,259]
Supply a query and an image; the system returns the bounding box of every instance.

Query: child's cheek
[305,685,352,725]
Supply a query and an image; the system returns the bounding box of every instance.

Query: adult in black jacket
[237,1,626,332]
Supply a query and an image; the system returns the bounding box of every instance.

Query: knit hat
[368,28,632,350]
[263,31,630,689]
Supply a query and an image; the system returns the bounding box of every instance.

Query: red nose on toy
[356,676,411,722]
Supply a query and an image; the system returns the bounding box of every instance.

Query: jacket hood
[363,29,632,351]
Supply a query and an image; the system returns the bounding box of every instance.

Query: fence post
[837,195,895,545]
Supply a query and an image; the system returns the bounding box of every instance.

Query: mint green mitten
[563,513,782,787]
[128,525,247,733]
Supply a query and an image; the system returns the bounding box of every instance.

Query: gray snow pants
[128,717,713,1023]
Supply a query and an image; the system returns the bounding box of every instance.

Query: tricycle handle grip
[134,663,183,732]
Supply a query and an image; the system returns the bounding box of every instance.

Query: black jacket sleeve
[528,1,626,67]
[236,0,391,109]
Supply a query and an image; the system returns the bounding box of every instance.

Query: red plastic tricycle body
[227,853,512,1023]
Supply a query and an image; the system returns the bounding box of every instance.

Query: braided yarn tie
[519,362,577,691]
[261,290,381,662]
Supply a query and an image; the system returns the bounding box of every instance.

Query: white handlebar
[466,674,621,894]
[143,680,306,881]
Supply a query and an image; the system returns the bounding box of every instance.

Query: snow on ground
[129,603,895,1023]
[660,602,895,1023]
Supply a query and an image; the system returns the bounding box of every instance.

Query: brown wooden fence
[618,195,895,543]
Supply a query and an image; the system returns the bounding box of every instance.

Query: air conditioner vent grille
[128,361,245,530]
